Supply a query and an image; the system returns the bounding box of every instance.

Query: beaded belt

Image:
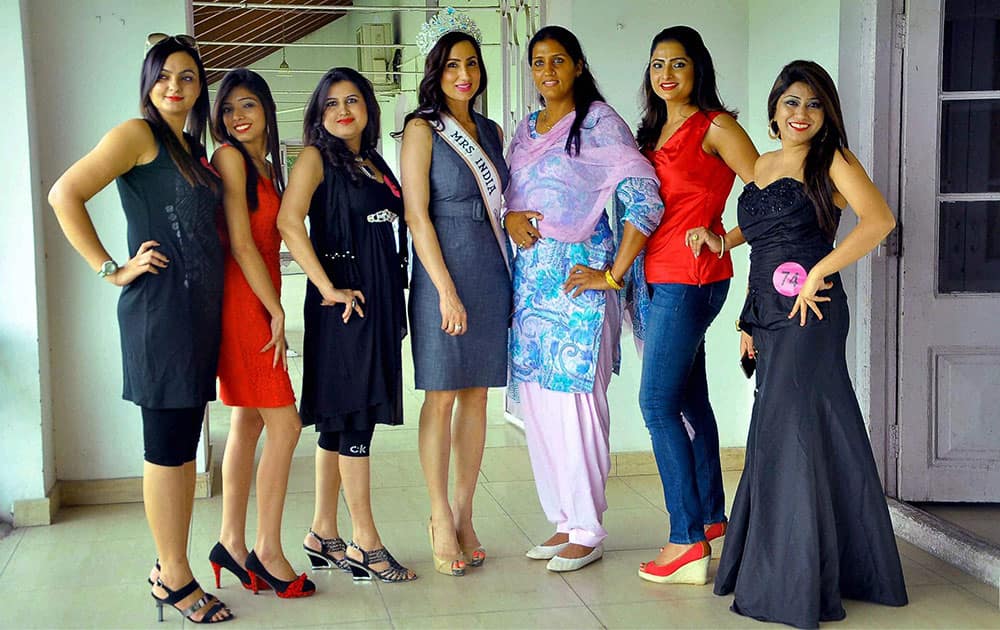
[366,209,397,223]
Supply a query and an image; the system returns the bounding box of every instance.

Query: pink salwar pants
[520,299,619,548]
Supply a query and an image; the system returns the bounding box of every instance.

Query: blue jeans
[639,280,729,544]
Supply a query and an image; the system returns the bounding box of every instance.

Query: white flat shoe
[545,545,603,572]
[525,542,569,560]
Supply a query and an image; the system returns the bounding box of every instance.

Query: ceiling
[193,0,354,84]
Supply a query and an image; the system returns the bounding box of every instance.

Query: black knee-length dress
[299,158,406,433]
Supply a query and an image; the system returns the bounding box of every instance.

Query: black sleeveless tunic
[713,178,907,628]
[114,131,223,409]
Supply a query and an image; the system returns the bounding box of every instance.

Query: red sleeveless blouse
[644,110,735,285]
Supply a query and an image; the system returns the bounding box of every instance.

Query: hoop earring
[767,120,780,140]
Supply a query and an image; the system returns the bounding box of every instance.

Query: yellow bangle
[605,269,623,290]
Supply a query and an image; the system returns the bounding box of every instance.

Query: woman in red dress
[209,69,314,598]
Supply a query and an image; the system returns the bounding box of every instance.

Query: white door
[897,0,1000,501]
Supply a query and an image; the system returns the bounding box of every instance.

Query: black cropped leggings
[317,427,375,457]
[141,405,205,467]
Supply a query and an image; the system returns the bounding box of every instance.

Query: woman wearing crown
[503,26,664,572]
[399,8,510,577]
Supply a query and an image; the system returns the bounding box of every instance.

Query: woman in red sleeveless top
[633,26,758,585]
[209,69,314,598]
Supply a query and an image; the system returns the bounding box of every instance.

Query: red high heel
[245,550,316,598]
[637,541,711,584]
[208,542,269,591]
[704,521,727,544]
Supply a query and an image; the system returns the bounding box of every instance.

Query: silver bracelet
[717,233,726,259]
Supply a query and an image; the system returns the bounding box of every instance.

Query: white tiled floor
[2,275,998,628]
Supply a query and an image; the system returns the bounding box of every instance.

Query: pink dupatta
[504,101,656,243]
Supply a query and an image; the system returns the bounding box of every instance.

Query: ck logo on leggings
[772,261,808,297]
[350,445,368,455]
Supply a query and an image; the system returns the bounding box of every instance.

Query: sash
[435,113,511,277]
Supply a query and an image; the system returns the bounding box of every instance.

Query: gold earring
[767,120,780,140]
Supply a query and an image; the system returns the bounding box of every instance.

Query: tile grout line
[556,572,609,629]
[373,579,397,629]
[0,529,25,580]
[619,475,670,515]
[899,543,994,589]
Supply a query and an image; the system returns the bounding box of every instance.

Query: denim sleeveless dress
[409,113,511,390]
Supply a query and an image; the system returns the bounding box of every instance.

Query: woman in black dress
[713,60,907,628]
[278,67,415,583]
[48,35,231,623]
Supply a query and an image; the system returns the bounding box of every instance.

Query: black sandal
[345,541,417,583]
[151,577,233,624]
[303,530,351,573]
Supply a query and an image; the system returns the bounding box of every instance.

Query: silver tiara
[415,7,482,56]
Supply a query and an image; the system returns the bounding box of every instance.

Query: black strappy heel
[151,577,233,624]
[303,530,351,572]
[345,541,418,583]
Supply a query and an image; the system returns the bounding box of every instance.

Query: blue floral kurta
[508,112,662,394]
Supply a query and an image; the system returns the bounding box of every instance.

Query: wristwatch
[98,260,119,278]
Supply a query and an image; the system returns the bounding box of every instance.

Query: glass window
[940,100,1000,194]
[939,201,1000,292]
[943,0,1000,91]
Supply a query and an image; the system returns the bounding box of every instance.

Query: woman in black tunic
[712,61,907,628]
[278,68,415,583]
[48,35,231,623]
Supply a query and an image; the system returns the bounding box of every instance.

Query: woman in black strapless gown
[713,61,907,628]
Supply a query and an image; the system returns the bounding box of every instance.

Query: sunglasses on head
[145,33,199,55]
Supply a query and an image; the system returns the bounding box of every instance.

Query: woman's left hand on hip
[788,271,833,327]
[563,264,610,298]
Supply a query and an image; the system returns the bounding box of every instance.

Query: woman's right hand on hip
[505,210,544,250]
[320,286,365,323]
[439,290,468,336]
[109,240,169,286]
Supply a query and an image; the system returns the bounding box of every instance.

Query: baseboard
[612,447,745,477]
[12,483,61,527]
[888,498,1000,590]
[56,470,212,507]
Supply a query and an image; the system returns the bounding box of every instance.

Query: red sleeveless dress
[217,168,295,407]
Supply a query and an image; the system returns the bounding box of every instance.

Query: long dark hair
[527,26,604,156]
[636,26,736,153]
[398,31,488,131]
[139,37,215,188]
[211,69,284,210]
[767,60,849,242]
[302,67,381,182]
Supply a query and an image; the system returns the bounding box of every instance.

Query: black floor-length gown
[714,178,907,629]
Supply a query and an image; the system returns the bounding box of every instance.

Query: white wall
[547,0,841,451]
[746,1,841,159]
[0,0,53,522]
[30,0,189,481]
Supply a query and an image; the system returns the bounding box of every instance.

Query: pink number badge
[772,261,807,297]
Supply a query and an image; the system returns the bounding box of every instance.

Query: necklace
[537,109,551,133]
[354,155,379,181]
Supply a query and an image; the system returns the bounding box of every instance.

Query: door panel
[897,0,1000,501]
